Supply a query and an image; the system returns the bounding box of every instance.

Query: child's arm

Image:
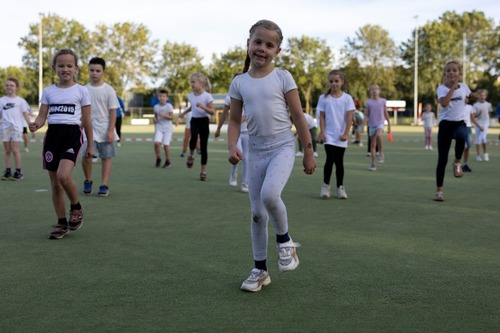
[470,112,483,131]
[287,89,315,175]
[82,105,94,158]
[179,106,192,119]
[215,104,230,138]
[383,103,391,133]
[318,112,326,143]
[196,101,215,115]
[341,110,354,141]
[107,107,117,143]
[227,98,243,165]
[29,104,48,132]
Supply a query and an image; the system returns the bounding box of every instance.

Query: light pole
[413,15,419,126]
[462,32,467,85]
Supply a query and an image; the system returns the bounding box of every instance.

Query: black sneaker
[13,171,24,180]
[68,208,83,230]
[155,158,161,167]
[2,169,12,180]
[163,160,171,168]
[49,224,69,239]
[462,164,472,172]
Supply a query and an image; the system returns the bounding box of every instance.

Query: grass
[1,125,499,332]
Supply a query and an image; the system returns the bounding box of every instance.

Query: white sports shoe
[320,183,331,198]
[240,183,249,193]
[277,240,301,272]
[336,185,348,199]
[229,172,237,186]
[240,268,271,292]
[369,165,377,171]
[313,152,318,158]
[483,153,489,162]
[476,155,483,162]
[295,151,304,157]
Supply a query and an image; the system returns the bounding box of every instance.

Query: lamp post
[413,15,418,126]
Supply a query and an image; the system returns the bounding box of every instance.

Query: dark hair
[6,77,19,88]
[89,57,106,70]
[324,70,347,96]
[243,19,283,73]
[52,48,79,68]
[159,89,168,95]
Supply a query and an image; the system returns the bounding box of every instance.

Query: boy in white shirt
[471,89,492,161]
[153,90,174,168]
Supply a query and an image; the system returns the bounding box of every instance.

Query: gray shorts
[368,124,385,137]
[82,140,116,158]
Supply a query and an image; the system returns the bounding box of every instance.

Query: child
[227,19,316,292]
[215,94,249,192]
[1,78,32,180]
[82,57,119,197]
[29,48,94,239]
[179,73,214,181]
[421,103,436,150]
[434,60,478,202]
[295,110,318,158]
[352,99,364,146]
[317,70,355,199]
[115,96,125,147]
[153,89,174,168]
[363,84,391,171]
[471,89,492,162]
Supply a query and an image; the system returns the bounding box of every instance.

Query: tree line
[0,11,498,115]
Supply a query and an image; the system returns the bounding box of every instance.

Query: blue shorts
[82,140,116,159]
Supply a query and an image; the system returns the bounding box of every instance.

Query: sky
[1,0,499,68]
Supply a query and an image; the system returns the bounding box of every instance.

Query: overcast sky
[1,0,499,68]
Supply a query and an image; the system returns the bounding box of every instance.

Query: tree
[208,46,247,93]
[92,22,158,94]
[278,36,333,114]
[158,41,204,109]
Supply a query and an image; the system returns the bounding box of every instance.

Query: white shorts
[368,124,385,137]
[154,129,173,146]
[474,126,488,144]
[1,127,23,142]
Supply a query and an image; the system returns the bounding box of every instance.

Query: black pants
[115,116,122,141]
[190,117,210,165]
[323,144,346,187]
[436,120,466,187]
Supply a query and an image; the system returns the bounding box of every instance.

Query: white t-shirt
[41,84,91,126]
[303,112,316,130]
[224,95,248,132]
[317,92,355,148]
[154,102,174,132]
[229,68,297,137]
[0,96,30,131]
[188,91,213,118]
[472,101,492,128]
[463,105,473,127]
[421,111,436,129]
[85,82,120,142]
[436,83,471,123]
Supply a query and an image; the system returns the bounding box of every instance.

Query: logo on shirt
[450,96,463,102]
[49,104,76,115]
[2,103,15,110]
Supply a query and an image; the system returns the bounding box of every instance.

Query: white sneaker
[320,183,330,198]
[295,151,304,157]
[277,240,301,272]
[240,268,271,292]
[378,153,384,164]
[429,146,433,150]
[336,186,348,199]
[313,152,318,158]
[24,147,30,153]
[483,153,489,161]
[369,165,377,171]
[241,183,249,193]
[425,145,429,150]
[229,172,237,186]
[476,155,483,162]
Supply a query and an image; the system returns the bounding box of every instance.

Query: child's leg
[3,141,12,168]
[436,121,453,188]
[101,158,112,186]
[332,146,346,187]
[81,141,93,181]
[12,141,22,169]
[182,129,190,153]
[164,145,170,161]
[51,160,80,218]
[154,142,161,159]
[323,144,335,184]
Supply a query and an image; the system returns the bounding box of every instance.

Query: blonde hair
[190,72,211,93]
[52,48,79,69]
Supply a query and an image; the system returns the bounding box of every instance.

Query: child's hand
[303,154,316,175]
[339,133,348,142]
[228,147,243,165]
[28,122,38,133]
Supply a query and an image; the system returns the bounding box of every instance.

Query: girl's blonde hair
[52,48,79,69]
[190,72,211,93]
[324,70,347,96]
[243,19,283,73]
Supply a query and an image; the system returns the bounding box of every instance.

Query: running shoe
[68,208,83,230]
[320,183,330,198]
[49,224,69,239]
[277,240,301,272]
[240,268,271,292]
[83,180,93,195]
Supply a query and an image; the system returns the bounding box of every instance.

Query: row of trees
[0,11,498,114]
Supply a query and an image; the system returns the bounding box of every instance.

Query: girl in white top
[179,73,214,181]
[228,19,316,292]
[421,103,436,150]
[434,60,478,202]
[30,48,94,239]
[317,70,355,199]
[471,89,492,161]
[0,78,32,180]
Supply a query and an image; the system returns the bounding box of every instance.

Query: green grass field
[1,125,499,332]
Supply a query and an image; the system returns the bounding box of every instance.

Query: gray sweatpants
[247,131,295,261]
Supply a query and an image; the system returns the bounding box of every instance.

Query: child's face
[425,104,432,112]
[53,54,78,83]
[190,78,202,92]
[444,63,461,84]
[89,64,105,84]
[247,26,281,69]
[4,80,17,96]
[478,91,487,102]
[159,93,168,104]
[328,74,343,94]
[369,86,380,98]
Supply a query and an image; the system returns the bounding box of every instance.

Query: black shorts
[42,124,83,171]
[23,127,28,134]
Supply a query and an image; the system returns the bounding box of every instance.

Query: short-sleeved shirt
[188,91,213,118]
[229,68,297,137]
[85,82,120,142]
[0,96,30,131]
[154,102,174,132]
[472,101,492,128]
[224,95,248,132]
[365,98,387,127]
[317,92,355,148]
[41,84,91,126]
[436,83,471,123]
[421,111,436,129]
